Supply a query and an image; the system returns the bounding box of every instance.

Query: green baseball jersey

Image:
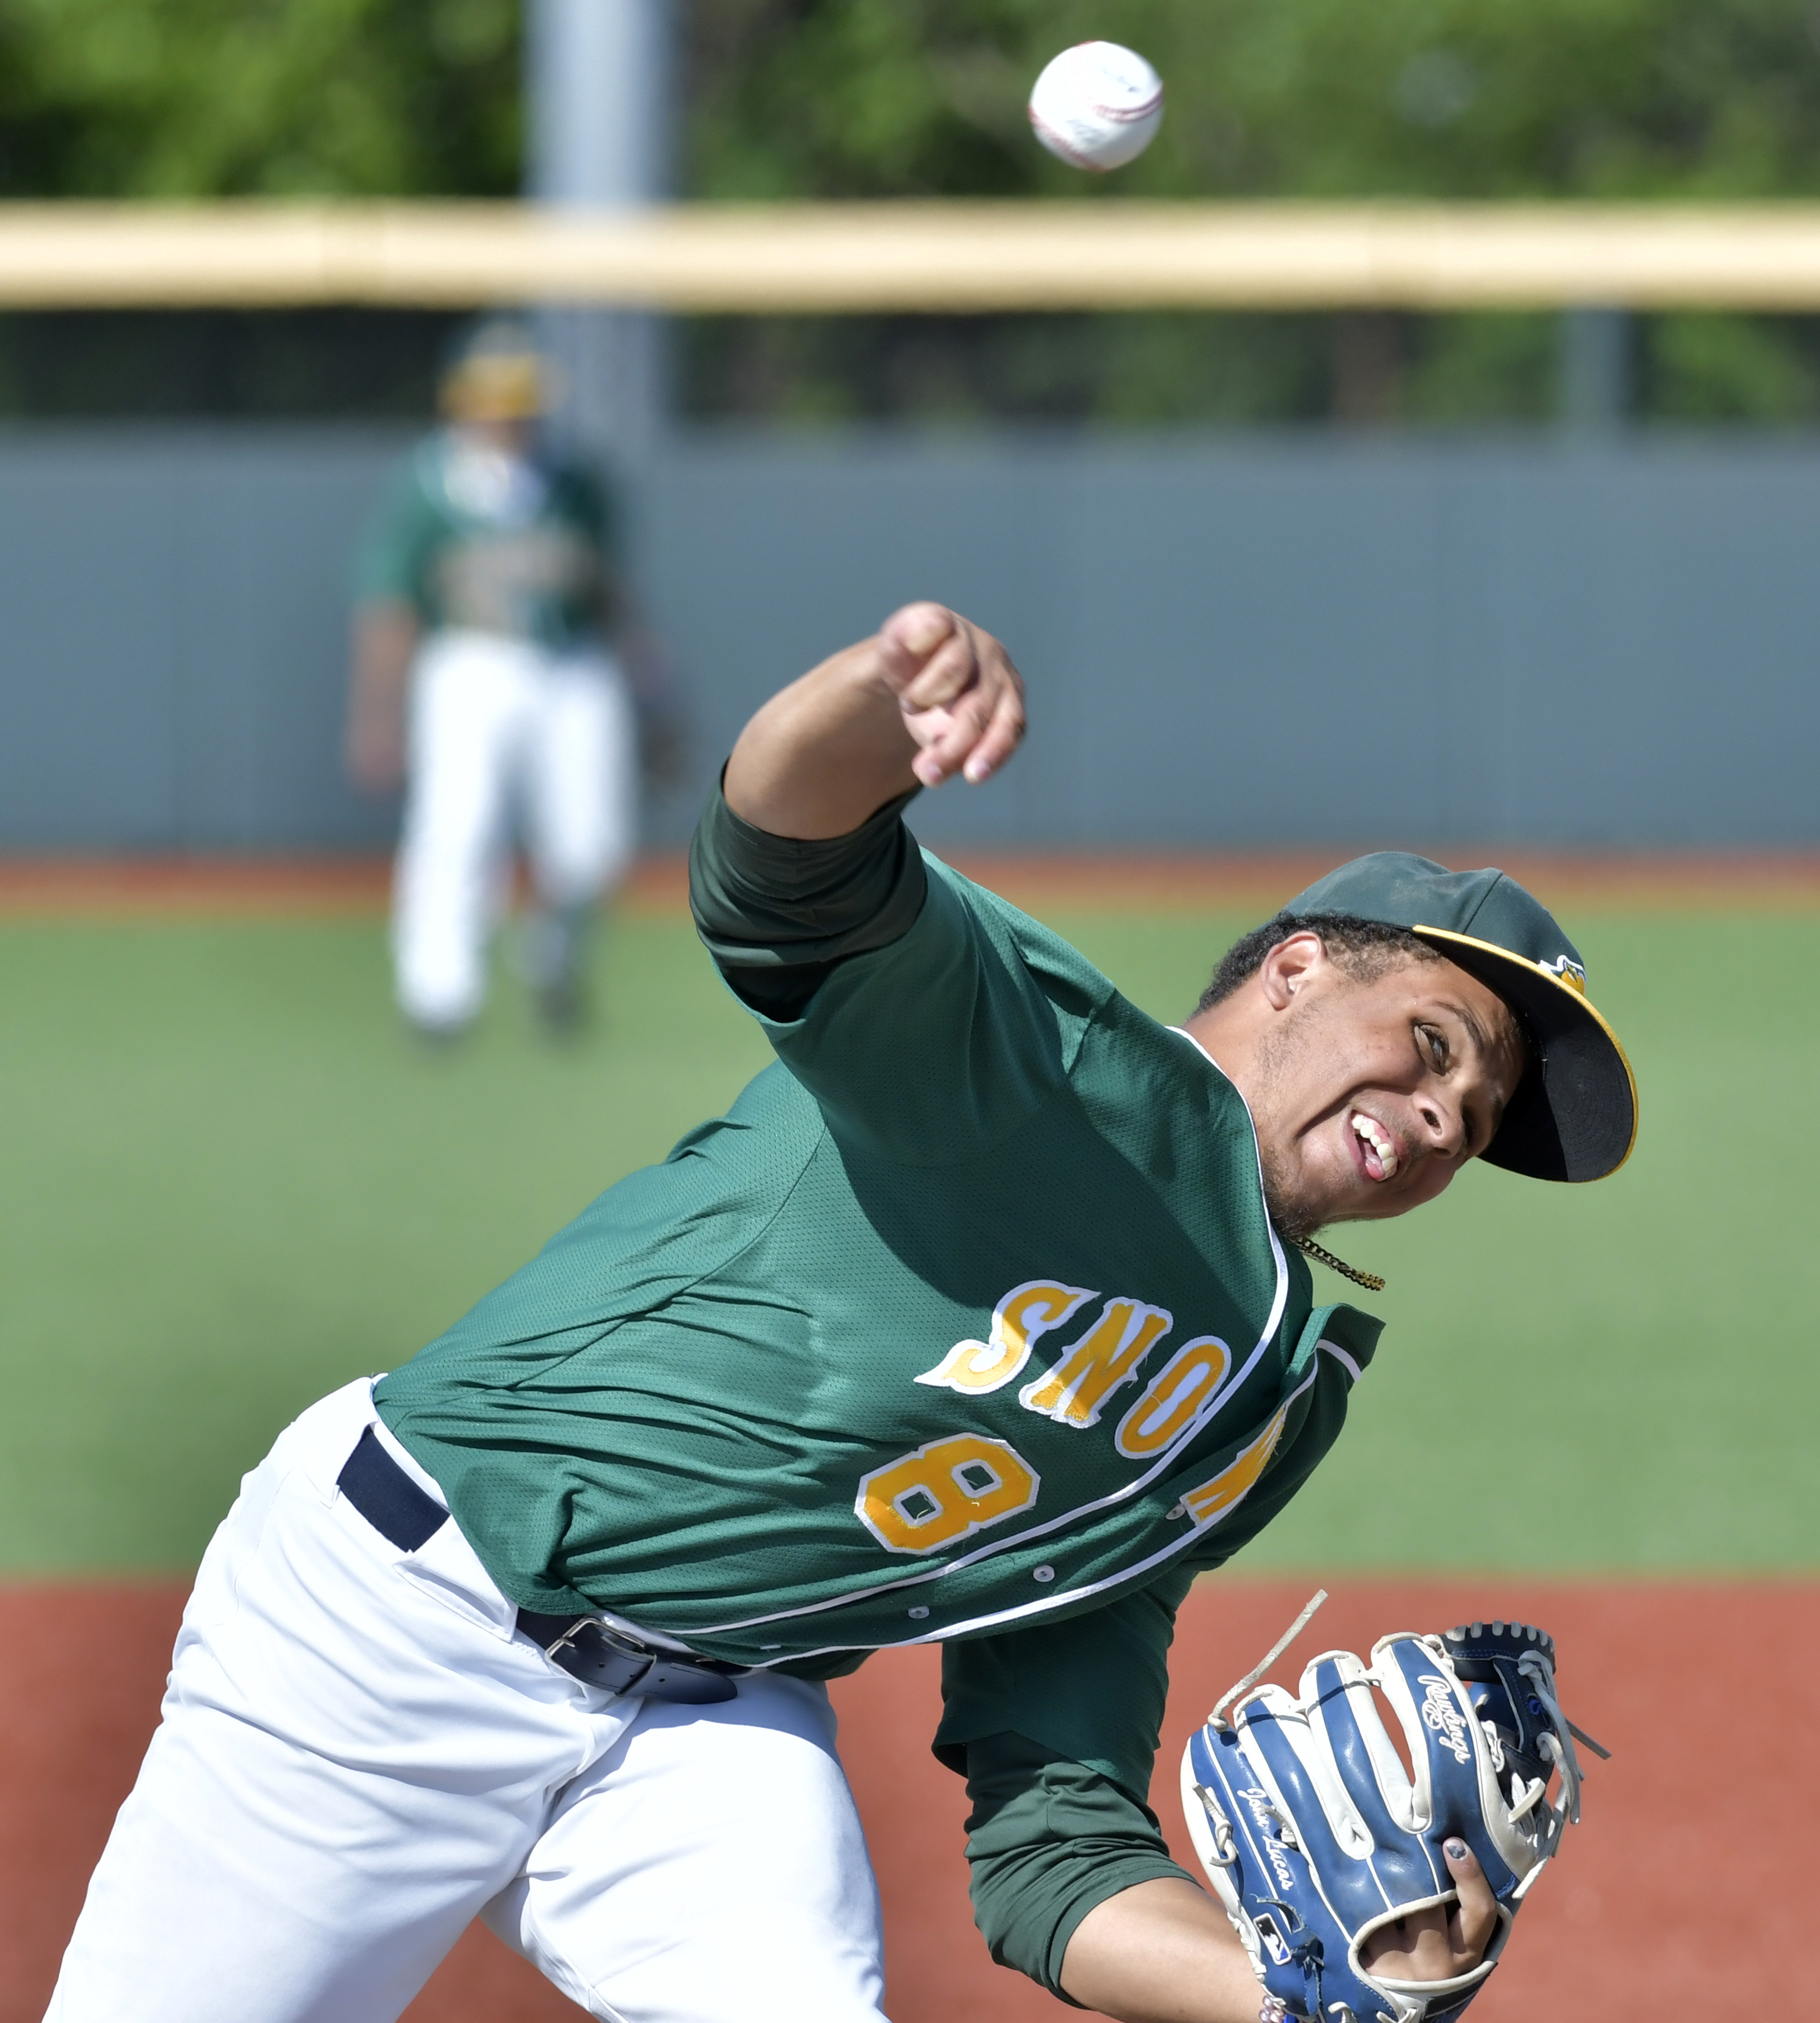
[354,429,612,650]
[374,825,1381,1682]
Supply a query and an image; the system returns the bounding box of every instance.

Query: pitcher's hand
[873,603,1026,788]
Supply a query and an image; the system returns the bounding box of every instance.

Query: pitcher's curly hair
[1196,912,1440,1015]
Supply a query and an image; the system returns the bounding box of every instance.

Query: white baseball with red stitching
[1027,42,1164,172]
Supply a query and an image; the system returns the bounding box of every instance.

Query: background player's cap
[1284,851,1637,1183]
[440,317,558,421]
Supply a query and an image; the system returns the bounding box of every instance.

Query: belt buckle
[536,1615,740,1704]
[540,1616,656,1695]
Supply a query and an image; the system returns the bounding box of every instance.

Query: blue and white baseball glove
[1180,1620,1602,2023]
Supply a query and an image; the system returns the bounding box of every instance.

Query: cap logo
[1538,952,1587,995]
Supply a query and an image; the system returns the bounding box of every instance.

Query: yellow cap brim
[1413,925,1638,1182]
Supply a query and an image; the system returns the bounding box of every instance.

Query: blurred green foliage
[5,0,1820,420]
[9,0,1820,206]
[688,0,1820,203]
[0,0,521,198]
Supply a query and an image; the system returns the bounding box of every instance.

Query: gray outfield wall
[1,424,1817,854]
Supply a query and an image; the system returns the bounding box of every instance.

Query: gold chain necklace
[1287,1236,1386,1294]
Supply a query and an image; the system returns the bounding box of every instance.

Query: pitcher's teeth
[1350,1112,1398,1179]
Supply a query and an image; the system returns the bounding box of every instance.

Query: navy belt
[337,1425,739,1705]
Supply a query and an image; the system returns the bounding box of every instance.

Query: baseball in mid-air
[1027,42,1164,172]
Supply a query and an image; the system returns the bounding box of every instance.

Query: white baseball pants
[45,1379,888,2023]
[394,630,639,1029]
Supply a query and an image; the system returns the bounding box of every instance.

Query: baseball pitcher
[52,603,1635,2023]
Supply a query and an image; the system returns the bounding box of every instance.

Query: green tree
[688,0,1820,202]
[0,0,520,198]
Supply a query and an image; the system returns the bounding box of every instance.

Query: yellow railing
[4,202,1820,310]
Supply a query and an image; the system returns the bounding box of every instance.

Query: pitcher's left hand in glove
[1181,1621,1605,2023]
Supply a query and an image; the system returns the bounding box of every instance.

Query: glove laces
[1208,1589,1329,1729]
[1517,1651,1611,1835]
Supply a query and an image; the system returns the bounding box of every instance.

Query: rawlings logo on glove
[1180,1615,1606,2023]
[1418,1675,1473,1765]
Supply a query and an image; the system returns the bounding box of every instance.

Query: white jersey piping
[1320,1340,1363,1384]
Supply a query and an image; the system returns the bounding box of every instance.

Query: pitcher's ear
[1257,930,1327,1009]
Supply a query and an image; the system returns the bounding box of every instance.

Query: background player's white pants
[46,1379,887,2023]
[394,630,638,1029]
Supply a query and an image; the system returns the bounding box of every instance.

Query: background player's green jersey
[354,429,612,650]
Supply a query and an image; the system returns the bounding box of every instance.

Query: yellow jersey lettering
[914,1280,1096,1396]
[855,1435,1041,1555]
[1019,1298,1173,1429]
[1181,1408,1289,1529]
[1115,1335,1232,1459]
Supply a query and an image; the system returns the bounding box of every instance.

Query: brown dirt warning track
[4,849,1820,918]
[5,1575,1810,2023]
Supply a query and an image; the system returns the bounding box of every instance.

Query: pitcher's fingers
[910,664,1026,786]
[875,603,958,692]
[962,678,1026,782]
[898,628,981,713]
[909,683,997,784]
[1443,1840,1498,1963]
[880,600,955,657]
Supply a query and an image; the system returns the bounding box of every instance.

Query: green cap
[1282,852,1637,1183]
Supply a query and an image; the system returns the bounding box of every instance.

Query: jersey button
[907,1606,930,1619]
[1032,1565,1056,1583]
[1167,1502,1186,1520]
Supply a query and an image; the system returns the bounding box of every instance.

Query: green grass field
[1,899,1810,1575]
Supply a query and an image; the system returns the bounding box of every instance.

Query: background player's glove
[1180,1621,1602,2023]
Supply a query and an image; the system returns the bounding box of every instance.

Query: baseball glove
[1180,1617,1603,2023]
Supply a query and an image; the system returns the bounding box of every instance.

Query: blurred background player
[344,316,674,1038]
